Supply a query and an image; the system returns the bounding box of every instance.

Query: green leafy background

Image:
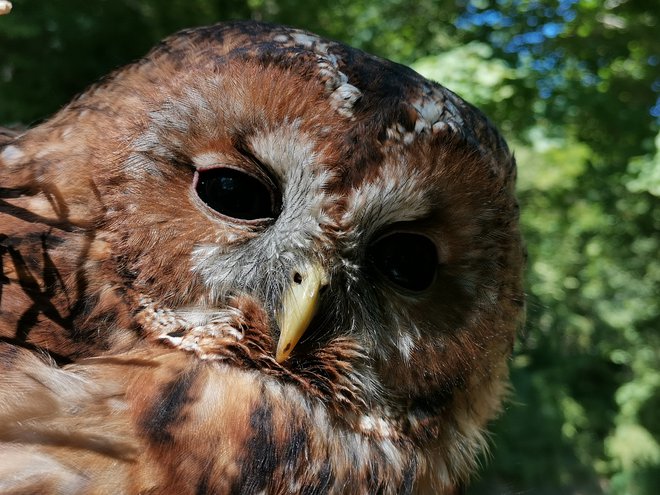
[2,1,658,493]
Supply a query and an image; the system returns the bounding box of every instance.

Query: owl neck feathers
[131,290,496,487]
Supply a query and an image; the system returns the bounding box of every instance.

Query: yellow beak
[275,263,329,363]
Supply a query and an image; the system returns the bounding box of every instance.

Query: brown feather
[0,21,524,494]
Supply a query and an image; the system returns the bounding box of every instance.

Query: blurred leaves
[628,132,660,197]
[1,1,658,494]
[412,42,517,107]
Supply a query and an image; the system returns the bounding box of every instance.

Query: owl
[0,21,524,495]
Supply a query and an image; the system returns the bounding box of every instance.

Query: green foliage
[628,132,660,197]
[0,0,255,124]
[412,42,517,107]
[1,1,658,494]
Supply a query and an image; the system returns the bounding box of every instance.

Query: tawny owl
[0,21,525,495]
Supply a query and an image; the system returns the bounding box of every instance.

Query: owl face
[0,21,524,491]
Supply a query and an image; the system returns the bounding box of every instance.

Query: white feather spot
[1,145,24,165]
[192,152,225,169]
[330,83,362,118]
[398,333,415,362]
[61,126,74,140]
[412,98,444,130]
[432,121,449,134]
[290,32,326,52]
[34,146,59,159]
[358,414,395,438]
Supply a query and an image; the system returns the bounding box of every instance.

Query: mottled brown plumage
[0,21,525,494]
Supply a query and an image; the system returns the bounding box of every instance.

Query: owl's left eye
[369,233,438,292]
[195,168,277,221]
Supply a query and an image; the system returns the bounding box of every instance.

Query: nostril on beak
[293,272,303,284]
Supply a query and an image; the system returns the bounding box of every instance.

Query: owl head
[0,21,525,492]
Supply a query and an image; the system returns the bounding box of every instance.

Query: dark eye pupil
[370,233,438,291]
[196,168,274,220]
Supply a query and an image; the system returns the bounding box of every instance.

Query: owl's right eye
[195,168,277,221]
